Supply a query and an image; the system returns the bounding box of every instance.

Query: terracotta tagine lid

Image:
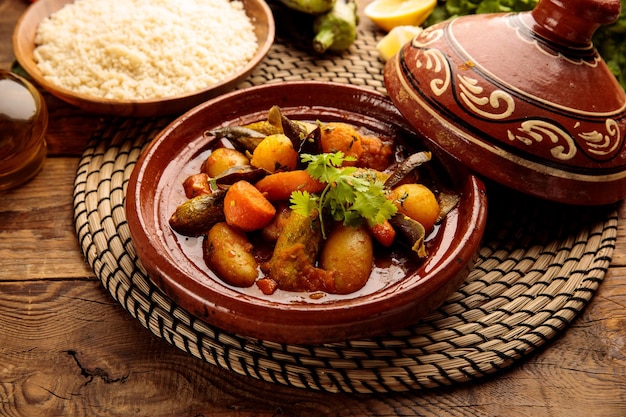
[384,0,626,206]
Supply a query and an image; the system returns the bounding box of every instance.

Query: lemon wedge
[365,0,437,32]
[376,25,423,61]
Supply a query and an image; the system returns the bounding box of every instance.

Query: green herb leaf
[290,152,398,238]
[352,182,397,226]
[290,190,319,217]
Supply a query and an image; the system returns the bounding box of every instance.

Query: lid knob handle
[531,0,621,46]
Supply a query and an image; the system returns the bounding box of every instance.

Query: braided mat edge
[72,23,619,394]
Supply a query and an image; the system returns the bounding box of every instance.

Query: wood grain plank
[0,273,624,417]
[0,0,27,69]
[44,93,101,156]
[0,157,93,280]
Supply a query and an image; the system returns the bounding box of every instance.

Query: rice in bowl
[33,0,259,100]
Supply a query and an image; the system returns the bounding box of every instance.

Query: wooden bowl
[125,81,488,344]
[12,0,275,117]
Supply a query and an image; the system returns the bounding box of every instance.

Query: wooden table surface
[1,0,626,415]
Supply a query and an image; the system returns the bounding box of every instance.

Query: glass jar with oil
[0,70,48,191]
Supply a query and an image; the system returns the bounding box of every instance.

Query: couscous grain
[33,0,258,100]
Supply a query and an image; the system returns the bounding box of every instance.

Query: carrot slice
[255,170,325,201]
[224,180,276,232]
[256,277,279,295]
[369,219,396,247]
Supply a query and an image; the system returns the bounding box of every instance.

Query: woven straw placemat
[72,15,619,394]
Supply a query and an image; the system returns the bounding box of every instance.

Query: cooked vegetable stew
[169,106,459,296]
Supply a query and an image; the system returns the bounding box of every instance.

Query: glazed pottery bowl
[12,0,275,117]
[125,81,488,344]
[384,0,626,206]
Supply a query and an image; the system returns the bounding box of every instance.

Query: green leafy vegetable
[424,0,626,90]
[290,152,398,238]
[594,4,626,89]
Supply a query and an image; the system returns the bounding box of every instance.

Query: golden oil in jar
[0,70,48,191]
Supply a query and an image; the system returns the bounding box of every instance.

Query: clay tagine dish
[384,0,626,206]
[125,82,488,344]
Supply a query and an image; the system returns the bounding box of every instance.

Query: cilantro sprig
[290,152,398,238]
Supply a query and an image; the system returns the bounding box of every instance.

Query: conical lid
[384,0,626,205]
